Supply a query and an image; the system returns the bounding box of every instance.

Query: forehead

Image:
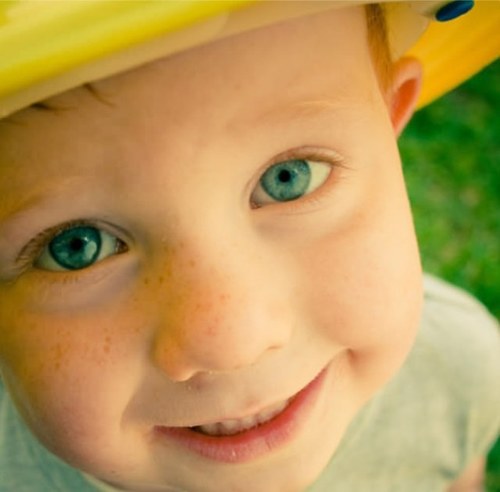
[0,7,374,191]
[102,6,370,109]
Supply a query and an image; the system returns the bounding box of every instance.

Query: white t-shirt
[1,275,499,492]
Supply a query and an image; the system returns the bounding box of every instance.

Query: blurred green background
[398,60,499,491]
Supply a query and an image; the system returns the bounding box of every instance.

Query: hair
[365,4,393,91]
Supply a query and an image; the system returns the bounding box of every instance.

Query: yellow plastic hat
[0,1,498,118]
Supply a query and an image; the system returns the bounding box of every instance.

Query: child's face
[0,7,422,492]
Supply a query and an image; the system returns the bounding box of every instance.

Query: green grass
[398,60,499,491]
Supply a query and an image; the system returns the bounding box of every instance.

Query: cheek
[315,234,421,345]
[0,293,147,465]
[298,180,422,387]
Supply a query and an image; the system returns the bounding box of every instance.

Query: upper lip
[159,367,325,429]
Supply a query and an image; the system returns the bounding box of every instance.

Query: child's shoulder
[407,274,499,473]
[415,274,499,425]
[419,273,500,393]
[422,273,498,327]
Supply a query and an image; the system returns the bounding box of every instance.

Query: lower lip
[154,367,328,463]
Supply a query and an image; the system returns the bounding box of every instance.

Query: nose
[151,244,292,381]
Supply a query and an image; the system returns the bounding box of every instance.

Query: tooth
[219,419,240,435]
[198,423,219,436]
[241,416,257,431]
[257,399,289,423]
[258,407,276,424]
[194,398,291,436]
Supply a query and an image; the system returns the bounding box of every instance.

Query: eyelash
[250,148,346,211]
[15,219,127,274]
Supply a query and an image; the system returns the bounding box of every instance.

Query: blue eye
[251,158,331,206]
[36,225,125,271]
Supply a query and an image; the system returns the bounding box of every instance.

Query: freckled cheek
[0,302,148,452]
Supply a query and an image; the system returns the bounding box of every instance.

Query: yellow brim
[410,1,500,107]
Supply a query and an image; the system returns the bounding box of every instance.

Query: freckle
[103,336,111,353]
[206,324,217,336]
[188,259,196,267]
[144,277,150,285]
[202,301,214,312]
[51,343,65,370]
[158,276,164,284]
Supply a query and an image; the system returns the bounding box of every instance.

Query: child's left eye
[35,225,126,272]
[251,158,331,207]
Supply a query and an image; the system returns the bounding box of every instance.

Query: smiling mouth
[155,367,328,463]
[190,398,291,437]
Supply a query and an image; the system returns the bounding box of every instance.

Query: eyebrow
[0,177,88,219]
[250,95,367,128]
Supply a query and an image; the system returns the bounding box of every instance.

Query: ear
[387,57,423,136]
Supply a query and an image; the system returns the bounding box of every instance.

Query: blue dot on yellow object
[436,1,474,22]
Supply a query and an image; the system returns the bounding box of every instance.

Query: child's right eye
[35,225,127,272]
[250,158,332,207]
